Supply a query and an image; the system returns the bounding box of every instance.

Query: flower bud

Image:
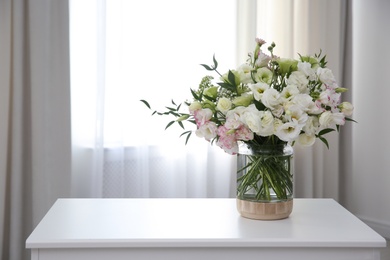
[232,93,253,107]
[177,115,190,121]
[203,86,218,99]
[335,87,348,93]
[277,58,298,75]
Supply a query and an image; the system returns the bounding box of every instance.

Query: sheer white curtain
[70,0,348,200]
[253,0,347,199]
[70,0,237,198]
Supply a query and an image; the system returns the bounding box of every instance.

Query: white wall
[342,0,390,238]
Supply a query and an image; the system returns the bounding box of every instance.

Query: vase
[236,142,294,220]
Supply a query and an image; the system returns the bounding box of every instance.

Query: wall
[342,0,390,238]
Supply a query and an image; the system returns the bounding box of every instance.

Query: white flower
[257,110,275,136]
[332,112,346,125]
[317,67,336,87]
[297,133,316,146]
[255,67,273,84]
[216,97,232,114]
[284,105,308,126]
[302,116,320,135]
[237,63,253,84]
[241,105,262,134]
[225,106,246,129]
[339,102,354,116]
[281,85,299,102]
[292,94,322,114]
[319,89,341,111]
[250,82,269,101]
[287,71,309,93]
[261,88,281,110]
[319,111,345,127]
[275,119,302,142]
[195,121,217,141]
[297,61,316,81]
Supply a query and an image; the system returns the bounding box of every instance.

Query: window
[69,0,237,198]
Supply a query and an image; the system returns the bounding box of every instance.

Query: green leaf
[165,121,175,130]
[227,70,237,89]
[345,117,357,123]
[319,136,330,149]
[253,99,266,111]
[178,121,184,129]
[171,99,176,106]
[200,64,214,71]
[318,128,335,136]
[165,106,177,111]
[179,130,191,138]
[140,99,151,109]
[217,82,235,92]
[203,94,216,102]
[185,131,192,145]
[212,54,218,69]
[190,88,200,100]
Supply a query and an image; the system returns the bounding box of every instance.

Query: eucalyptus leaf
[165,121,175,130]
[200,64,214,71]
[212,54,218,69]
[140,99,151,109]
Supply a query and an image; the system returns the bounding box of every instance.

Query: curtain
[0,1,71,260]
[252,0,347,199]
[70,0,238,198]
[70,0,348,200]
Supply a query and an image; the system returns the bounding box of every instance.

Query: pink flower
[217,126,238,155]
[194,108,213,127]
[235,125,254,141]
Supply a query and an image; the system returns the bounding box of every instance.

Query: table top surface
[26,198,386,249]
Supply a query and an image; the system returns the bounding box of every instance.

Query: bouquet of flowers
[141,38,354,155]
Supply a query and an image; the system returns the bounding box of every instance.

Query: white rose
[317,67,336,87]
[287,71,309,93]
[216,97,232,114]
[250,82,269,101]
[241,106,262,134]
[303,116,320,135]
[257,110,275,136]
[297,133,316,146]
[297,61,316,81]
[292,94,311,111]
[261,88,281,110]
[319,111,345,127]
[319,111,333,127]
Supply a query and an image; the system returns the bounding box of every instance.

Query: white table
[26,198,386,260]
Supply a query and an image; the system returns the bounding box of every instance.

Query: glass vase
[236,142,294,220]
